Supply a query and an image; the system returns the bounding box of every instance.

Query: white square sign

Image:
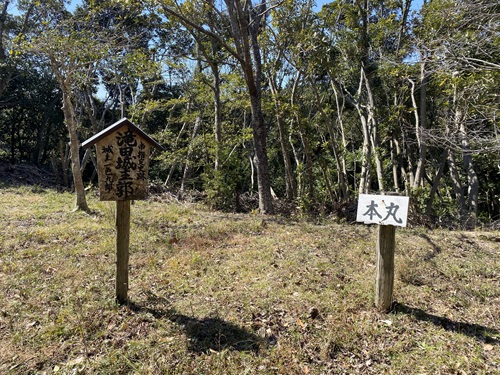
[356,194,409,227]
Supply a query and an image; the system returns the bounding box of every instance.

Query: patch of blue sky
[9,0,81,15]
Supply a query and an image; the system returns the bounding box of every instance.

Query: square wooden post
[116,200,131,304]
[375,224,396,311]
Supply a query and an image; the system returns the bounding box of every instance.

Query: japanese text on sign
[96,127,151,201]
[356,194,409,227]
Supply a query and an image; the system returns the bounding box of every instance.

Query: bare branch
[160,2,244,65]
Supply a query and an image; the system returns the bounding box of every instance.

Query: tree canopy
[1,0,499,226]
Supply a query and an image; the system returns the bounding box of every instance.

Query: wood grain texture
[116,200,131,305]
[375,225,396,311]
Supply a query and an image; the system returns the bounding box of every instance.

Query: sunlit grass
[0,186,498,374]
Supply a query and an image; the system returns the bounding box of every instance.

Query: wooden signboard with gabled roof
[82,118,163,201]
[82,118,162,304]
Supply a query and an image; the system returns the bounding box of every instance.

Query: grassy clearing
[0,186,499,374]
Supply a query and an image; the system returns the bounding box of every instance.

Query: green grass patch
[0,187,499,374]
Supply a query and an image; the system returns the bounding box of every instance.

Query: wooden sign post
[82,118,163,304]
[116,200,131,304]
[356,194,409,311]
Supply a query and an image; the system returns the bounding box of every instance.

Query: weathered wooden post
[82,118,163,304]
[356,194,409,311]
[116,199,131,304]
[375,224,396,311]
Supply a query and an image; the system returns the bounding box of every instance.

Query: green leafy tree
[157,0,275,214]
[415,0,500,225]
[18,2,117,211]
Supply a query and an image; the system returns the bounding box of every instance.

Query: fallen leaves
[66,356,85,366]
[1,189,499,374]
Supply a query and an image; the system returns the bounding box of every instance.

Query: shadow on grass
[417,233,442,261]
[392,302,499,344]
[128,294,262,354]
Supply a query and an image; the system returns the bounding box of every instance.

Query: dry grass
[0,186,499,374]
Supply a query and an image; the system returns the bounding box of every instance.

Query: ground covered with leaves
[0,185,498,374]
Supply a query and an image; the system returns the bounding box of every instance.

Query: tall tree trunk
[398,128,413,193]
[179,112,202,199]
[239,3,273,213]
[412,61,429,188]
[250,94,274,214]
[448,91,466,220]
[331,83,350,200]
[308,76,348,201]
[32,121,46,166]
[357,107,371,194]
[223,0,273,213]
[269,75,296,200]
[369,122,385,192]
[46,50,88,211]
[353,67,379,195]
[447,84,479,225]
[164,101,190,187]
[61,86,89,212]
[213,63,222,171]
[447,150,466,219]
[162,0,273,213]
[9,116,15,164]
[291,73,314,209]
[426,148,448,216]
[459,116,479,226]
[363,68,384,192]
[390,137,400,192]
[295,113,314,209]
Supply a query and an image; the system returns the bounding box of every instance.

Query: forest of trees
[0,0,499,227]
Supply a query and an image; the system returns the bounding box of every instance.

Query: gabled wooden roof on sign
[81,118,163,150]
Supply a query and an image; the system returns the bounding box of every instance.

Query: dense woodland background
[0,0,499,226]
